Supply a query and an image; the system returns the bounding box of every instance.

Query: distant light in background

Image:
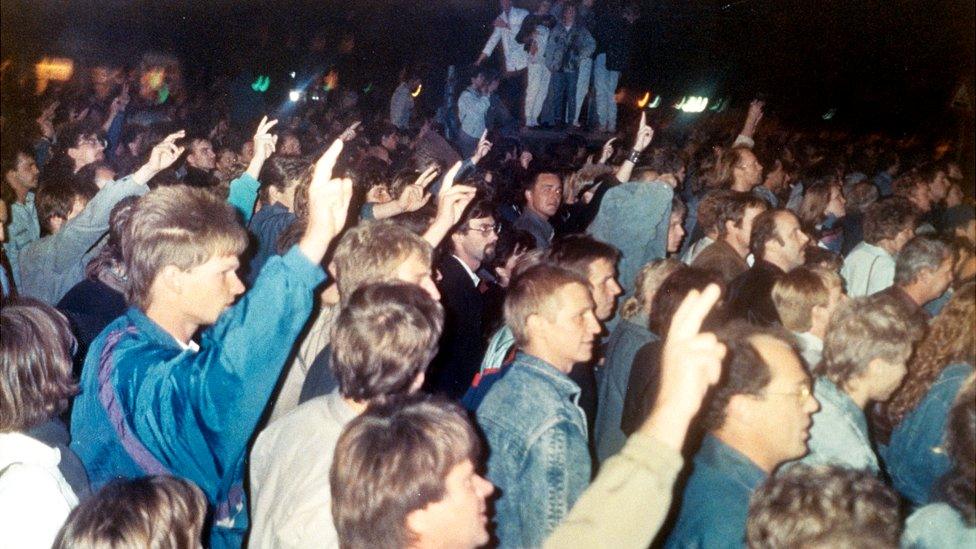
[363,82,374,94]
[251,75,270,92]
[289,89,302,102]
[35,57,74,93]
[636,91,650,108]
[676,96,709,113]
[411,83,422,98]
[323,70,338,91]
[649,95,661,109]
[289,71,296,78]
[822,108,836,120]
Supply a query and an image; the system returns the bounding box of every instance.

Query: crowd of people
[1,1,976,548]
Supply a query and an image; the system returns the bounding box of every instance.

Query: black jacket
[726,260,785,327]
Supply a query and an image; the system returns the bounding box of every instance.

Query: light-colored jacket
[0,432,79,549]
[249,391,357,548]
[482,7,530,72]
[841,241,895,297]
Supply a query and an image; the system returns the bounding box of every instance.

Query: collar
[325,390,361,425]
[795,331,824,352]
[886,285,926,315]
[451,255,481,286]
[753,259,786,276]
[512,351,581,401]
[0,432,62,468]
[697,434,767,493]
[522,207,553,230]
[126,307,199,352]
[859,241,893,259]
[815,377,869,438]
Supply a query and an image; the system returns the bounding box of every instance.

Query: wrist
[627,149,641,163]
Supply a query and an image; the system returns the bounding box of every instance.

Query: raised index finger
[441,161,463,193]
[315,138,345,183]
[416,164,440,189]
[162,130,186,144]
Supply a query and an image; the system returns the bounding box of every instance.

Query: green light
[251,75,270,93]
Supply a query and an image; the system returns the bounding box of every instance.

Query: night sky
[2,0,974,131]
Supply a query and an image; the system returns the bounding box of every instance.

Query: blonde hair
[620,259,682,321]
[505,264,589,347]
[771,267,841,333]
[54,476,206,549]
[123,185,248,310]
[332,221,433,306]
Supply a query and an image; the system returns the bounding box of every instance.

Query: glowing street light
[636,91,650,108]
[411,83,422,98]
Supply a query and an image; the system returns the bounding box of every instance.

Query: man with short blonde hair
[772,267,844,369]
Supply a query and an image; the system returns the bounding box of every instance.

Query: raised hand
[300,138,354,262]
[37,101,59,138]
[397,164,439,213]
[245,116,279,179]
[598,137,618,164]
[633,111,654,153]
[741,99,765,138]
[132,130,186,185]
[472,130,493,165]
[148,130,186,172]
[424,161,478,246]
[519,150,533,170]
[338,121,361,143]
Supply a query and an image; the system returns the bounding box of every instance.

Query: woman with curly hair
[875,282,976,505]
[903,377,976,547]
[594,258,682,462]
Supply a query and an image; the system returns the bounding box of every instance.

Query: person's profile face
[586,258,622,321]
[526,174,563,218]
[408,459,494,549]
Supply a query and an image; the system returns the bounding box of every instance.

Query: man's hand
[599,137,618,164]
[397,164,438,212]
[640,284,726,450]
[633,112,654,153]
[472,130,493,165]
[423,161,478,246]
[338,121,361,142]
[475,53,488,66]
[519,150,533,170]
[36,101,58,139]
[300,138,353,263]
[245,116,279,179]
[741,99,764,138]
[133,130,186,185]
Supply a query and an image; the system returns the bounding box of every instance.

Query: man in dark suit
[426,199,502,399]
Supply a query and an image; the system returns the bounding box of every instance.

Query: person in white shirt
[457,68,495,157]
[772,267,847,370]
[1,299,83,549]
[522,0,556,127]
[476,0,530,119]
[390,67,421,130]
[841,198,916,297]
[248,283,444,549]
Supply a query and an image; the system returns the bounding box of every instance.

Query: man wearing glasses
[666,321,820,549]
[426,198,502,399]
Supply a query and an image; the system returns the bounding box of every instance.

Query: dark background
[2,0,974,133]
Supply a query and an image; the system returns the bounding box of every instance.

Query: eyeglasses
[763,384,813,404]
[466,223,501,236]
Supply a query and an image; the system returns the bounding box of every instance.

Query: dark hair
[0,298,78,431]
[717,192,766,238]
[54,476,207,548]
[803,246,843,271]
[331,394,481,548]
[863,198,916,244]
[702,321,796,431]
[938,378,976,526]
[749,209,790,260]
[0,140,34,176]
[546,234,620,280]
[35,182,87,234]
[697,189,736,235]
[648,266,725,335]
[746,465,901,549]
[331,283,444,401]
[258,156,312,195]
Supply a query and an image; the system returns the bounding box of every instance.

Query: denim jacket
[475,352,591,548]
[796,377,879,473]
[882,362,974,505]
[666,435,766,549]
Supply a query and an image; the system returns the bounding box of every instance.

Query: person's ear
[157,264,186,296]
[726,393,757,425]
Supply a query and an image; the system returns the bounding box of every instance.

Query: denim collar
[816,377,869,439]
[520,208,553,234]
[512,351,581,403]
[697,434,767,493]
